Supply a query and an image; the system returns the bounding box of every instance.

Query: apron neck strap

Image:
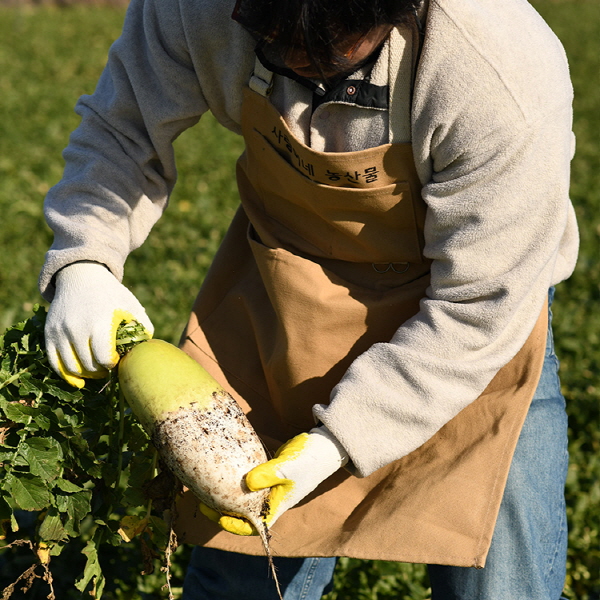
[387,24,418,144]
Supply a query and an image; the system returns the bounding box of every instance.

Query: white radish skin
[118,339,282,599]
[151,391,270,525]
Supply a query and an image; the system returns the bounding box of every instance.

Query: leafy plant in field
[0,306,178,599]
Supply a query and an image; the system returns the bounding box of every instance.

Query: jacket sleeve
[313,3,578,477]
[39,0,209,300]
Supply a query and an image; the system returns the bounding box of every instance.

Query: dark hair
[233,0,420,79]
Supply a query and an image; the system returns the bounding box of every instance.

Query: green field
[0,1,598,598]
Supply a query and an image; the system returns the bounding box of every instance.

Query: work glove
[45,261,154,388]
[200,426,349,536]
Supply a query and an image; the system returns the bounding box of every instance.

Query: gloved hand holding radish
[201,426,349,536]
[44,261,347,536]
[44,261,154,388]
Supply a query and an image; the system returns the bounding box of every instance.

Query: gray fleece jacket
[39,0,578,477]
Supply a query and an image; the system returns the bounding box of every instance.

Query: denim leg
[181,546,337,600]
[429,293,569,600]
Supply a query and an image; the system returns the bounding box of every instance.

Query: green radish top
[118,339,225,433]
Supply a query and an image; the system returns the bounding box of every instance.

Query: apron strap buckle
[250,56,274,97]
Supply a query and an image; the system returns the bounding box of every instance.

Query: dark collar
[255,46,389,112]
[312,79,388,112]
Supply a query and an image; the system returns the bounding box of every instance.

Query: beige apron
[176,31,548,567]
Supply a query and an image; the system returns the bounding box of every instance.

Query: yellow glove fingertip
[219,515,256,537]
[274,432,310,459]
[55,354,86,389]
[61,371,86,389]
[199,504,256,536]
[199,502,222,524]
[246,433,310,491]
[246,465,281,492]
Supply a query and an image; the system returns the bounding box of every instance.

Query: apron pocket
[243,129,425,264]
[246,223,430,428]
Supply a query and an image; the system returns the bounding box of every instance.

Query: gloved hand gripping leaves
[44,262,154,388]
[202,426,349,536]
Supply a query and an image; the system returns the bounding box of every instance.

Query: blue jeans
[182,293,569,600]
[428,288,569,600]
